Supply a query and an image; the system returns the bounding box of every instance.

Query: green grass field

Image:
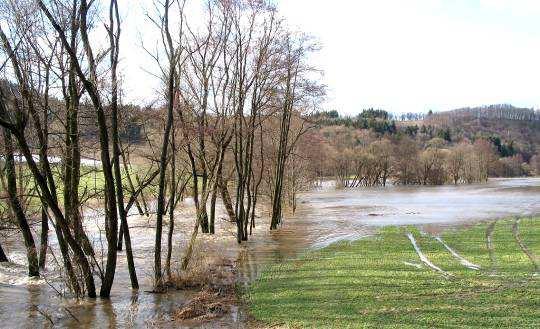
[0,163,161,215]
[247,218,540,328]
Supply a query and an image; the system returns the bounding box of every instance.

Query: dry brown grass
[167,252,238,321]
[173,287,234,321]
[167,249,236,287]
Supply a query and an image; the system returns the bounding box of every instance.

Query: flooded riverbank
[0,178,539,328]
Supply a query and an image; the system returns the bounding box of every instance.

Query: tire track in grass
[512,218,539,274]
[486,221,498,274]
[406,232,452,277]
[433,236,481,271]
[402,261,423,269]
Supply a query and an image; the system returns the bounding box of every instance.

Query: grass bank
[247,218,539,328]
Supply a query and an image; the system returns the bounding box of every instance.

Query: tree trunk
[38,58,52,270]
[108,0,138,289]
[154,61,175,290]
[250,121,265,235]
[2,127,39,277]
[181,145,223,269]
[209,183,217,234]
[152,0,178,289]
[181,191,212,270]
[219,176,235,222]
[209,147,226,234]
[119,147,145,222]
[38,0,120,297]
[38,208,48,269]
[270,125,289,229]
[53,222,82,296]
[270,71,294,230]
[165,132,177,279]
[134,174,151,216]
[64,64,94,257]
[0,241,8,262]
[199,207,210,234]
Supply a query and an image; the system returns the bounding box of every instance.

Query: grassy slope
[247,218,539,328]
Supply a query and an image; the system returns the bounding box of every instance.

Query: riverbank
[247,217,539,328]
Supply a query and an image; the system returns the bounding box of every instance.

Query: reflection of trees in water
[512,218,539,273]
[237,246,290,285]
[237,249,257,285]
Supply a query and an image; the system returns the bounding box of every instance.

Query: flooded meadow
[0,178,539,328]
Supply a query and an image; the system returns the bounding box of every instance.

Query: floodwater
[0,178,539,328]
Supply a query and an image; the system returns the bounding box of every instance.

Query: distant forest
[308,104,540,186]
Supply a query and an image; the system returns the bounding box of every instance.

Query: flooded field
[0,178,539,328]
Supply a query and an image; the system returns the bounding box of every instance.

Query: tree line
[312,105,539,181]
[314,123,539,187]
[320,135,493,187]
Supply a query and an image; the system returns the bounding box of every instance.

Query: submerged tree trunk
[54,222,82,296]
[108,0,138,290]
[37,77,50,269]
[154,84,174,288]
[219,176,236,222]
[38,209,48,269]
[270,110,291,230]
[233,112,256,243]
[209,183,218,234]
[2,127,39,277]
[209,145,227,234]
[0,241,8,262]
[181,145,223,269]
[165,131,177,279]
[270,45,298,230]
[38,60,52,270]
[64,0,119,298]
[154,0,176,287]
[250,121,265,235]
[64,65,94,257]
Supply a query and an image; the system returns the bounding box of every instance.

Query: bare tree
[270,34,320,230]
[0,35,92,296]
[38,0,126,297]
[145,0,185,288]
[0,112,39,277]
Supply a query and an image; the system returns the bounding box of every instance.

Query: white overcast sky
[120,0,540,114]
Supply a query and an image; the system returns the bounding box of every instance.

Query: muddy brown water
[1,178,539,328]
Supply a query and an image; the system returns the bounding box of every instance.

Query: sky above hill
[121,0,540,114]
